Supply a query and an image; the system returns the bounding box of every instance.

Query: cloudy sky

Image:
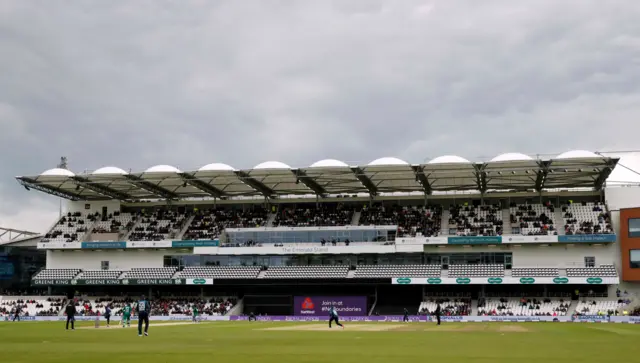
[1,0,640,233]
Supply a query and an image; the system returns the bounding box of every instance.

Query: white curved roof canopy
[555,150,602,159]
[427,155,470,164]
[490,153,533,162]
[198,163,236,172]
[368,157,409,166]
[144,164,181,173]
[92,166,128,175]
[309,159,349,168]
[606,153,640,185]
[254,161,291,170]
[40,168,75,177]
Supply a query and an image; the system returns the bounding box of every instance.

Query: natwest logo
[301,297,315,310]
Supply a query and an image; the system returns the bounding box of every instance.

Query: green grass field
[1,321,639,363]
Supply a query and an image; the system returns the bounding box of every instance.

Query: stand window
[629,218,640,238]
[630,250,640,269]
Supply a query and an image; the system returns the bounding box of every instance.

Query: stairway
[174,214,195,240]
[440,209,450,235]
[502,208,513,234]
[346,270,356,278]
[257,270,268,279]
[122,219,142,241]
[554,209,566,235]
[227,298,244,316]
[351,211,361,225]
[266,213,277,227]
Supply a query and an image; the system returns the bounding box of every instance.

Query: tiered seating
[149,297,236,316]
[122,267,177,279]
[478,298,570,316]
[354,264,441,278]
[566,265,617,277]
[33,269,80,280]
[263,266,349,279]
[129,211,188,241]
[42,212,91,242]
[0,298,66,317]
[359,204,442,237]
[449,204,503,236]
[510,203,557,235]
[183,208,268,240]
[76,270,123,279]
[512,267,559,277]
[575,300,627,315]
[419,298,471,316]
[180,266,261,279]
[91,212,135,234]
[448,264,504,277]
[562,202,613,235]
[74,298,127,315]
[273,204,354,227]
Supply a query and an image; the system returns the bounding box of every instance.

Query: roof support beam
[473,164,487,193]
[535,160,551,191]
[71,176,133,201]
[594,163,616,190]
[292,169,327,197]
[351,167,377,196]
[180,173,227,199]
[0,227,40,241]
[412,166,432,195]
[124,175,179,200]
[16,177,84,201]
[234,171,276,197]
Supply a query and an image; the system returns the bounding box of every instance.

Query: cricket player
[192,305,199,323]
[136,295,151,337]
[104,305,112,327]
[403,308,410,322]
[328,306,344,329]
[122,303,132,328]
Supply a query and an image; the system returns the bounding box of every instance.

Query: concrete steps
[440,209,450,235]
[351,211,361,226]
[502,208,513,234]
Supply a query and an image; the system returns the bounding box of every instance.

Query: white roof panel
[145,165,181,173]
[41,168,75,177]
[490,153,533,162]
[198,163,236,172]
[555,150,602,159]
[310,159,349,168]
[93,166,128,175]
[254,161,291,170]
[368,157,409,166]
[428,155,470,164]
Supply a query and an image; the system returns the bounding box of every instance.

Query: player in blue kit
[329,306,344,329]
[136,295,151,337]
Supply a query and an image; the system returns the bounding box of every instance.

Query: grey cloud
[1,0,640,231]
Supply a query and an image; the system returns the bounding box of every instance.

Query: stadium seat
[448,264,504,277]
[263,266,349,279]
[449,204,503,236]
[121,267,178,279]
[129,211,188,241]
[359,204,442,237]
[509,203,557,235]
[562,202,613,235]
[183,208,269,240]
[42,212,91,243]
[566,265,617,277]
[354,264,441,278]
[180,266,261,279]
[273,203,354,227]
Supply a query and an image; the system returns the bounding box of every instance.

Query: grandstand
[4,150,640,321]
